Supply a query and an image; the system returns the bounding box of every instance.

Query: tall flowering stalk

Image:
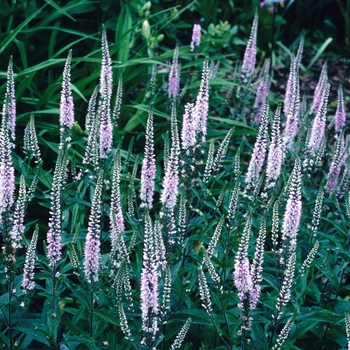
[24,115,42,163]
[99,27,113,159]
[0,100,15,217]
[250,217,266,309]
[100,25,113,102]
[168,46,180,99]
[265,105,283,189]
[5,57,16,141]
[283,56,301,150]
[21,225,39,294]
[160,106,179,245]
[246,102,269,190]
[161,105,180,209]
[181,103,196,149]
[281,157,302,253]
[253,59,271,124]
[308,83,330,157]
[99,78,113,159]
[241,13,258,82]
[141,211,159,334]
[194,60,210,143]
[10,175,26,250]
[59,50,74,132]
[83,87,100,168]
[46,150,67,266]
[112,76,123,125]
[233,216,253,306]
[110,152,125,247]
[335,85,346,133]
[190,24,201,52]
[309,61,327,116]
[325,136,344,194]
[140,107,156,209]
[283,38,303,150]
[84,170,104,282]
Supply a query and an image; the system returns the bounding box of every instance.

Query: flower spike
[140,106,156,209]
[241,13,258,81]
[190,24,201,52]
[60,50,74,129]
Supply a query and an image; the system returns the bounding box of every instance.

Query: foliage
[0,1,350,350]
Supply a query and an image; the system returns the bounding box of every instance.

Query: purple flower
[10,175,26,250]
[5,58,16,141]
[99,80,113,159]
[141,212,159,334]
[282,158,302,252]
[233,217,253,304]
[161,106,179,209]
[100,26,113,102]
[0,165,15,215]
[325,137,343,194]
[46,150,67,266]
[110,153,125,247]
[21,226,39,294]
[190,24,201,52]
[194,60,210,141]
[310,62,327,116]
[308,83,330,156]
[283,66,300,150]
[60,50,74,129]
[246,102,269,189]
[140,108,156,209]
[241,14,258,80]
[335,85,346,133]
[84,171,104,282]
[253,59,270,124]
[265,105,283,189]
[0,102,15,214]
[181,103,197,149]
[168,46,180,99]
[112,76,123,125]
[24,115,42,163]
[283,37,303,150]
[85,85,99,131]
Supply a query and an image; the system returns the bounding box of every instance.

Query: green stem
[90,283,94,338]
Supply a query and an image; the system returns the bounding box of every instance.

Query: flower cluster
[190,24,201,52]
[84,171,104,282]
[140,108,156,209]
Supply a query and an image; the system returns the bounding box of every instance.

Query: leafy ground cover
[0,1,350,349]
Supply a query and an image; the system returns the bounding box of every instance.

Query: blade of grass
[45,0,76,22]
[0,3,49,55]
[307,38,333,70]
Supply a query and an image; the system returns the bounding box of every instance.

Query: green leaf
[95,310,119,325]
[0,3,49,55]
[307,37,333,70]
[14,324,50,346]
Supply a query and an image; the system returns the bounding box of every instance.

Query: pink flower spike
[140,107,156,209]
[241,14,258,80]
[246,102,269,189]
[5,58,16,141]
[233,216,253,305]
[84,171,104,283]
[194,60,210,142]
[282,157,302,253]
[59,50,74,129]
[190,24,201,52]
[181,103,197,149]
[141,212,159,334]
[100,25,113,102]
[168,46,180,99]
[335,85,346,133]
